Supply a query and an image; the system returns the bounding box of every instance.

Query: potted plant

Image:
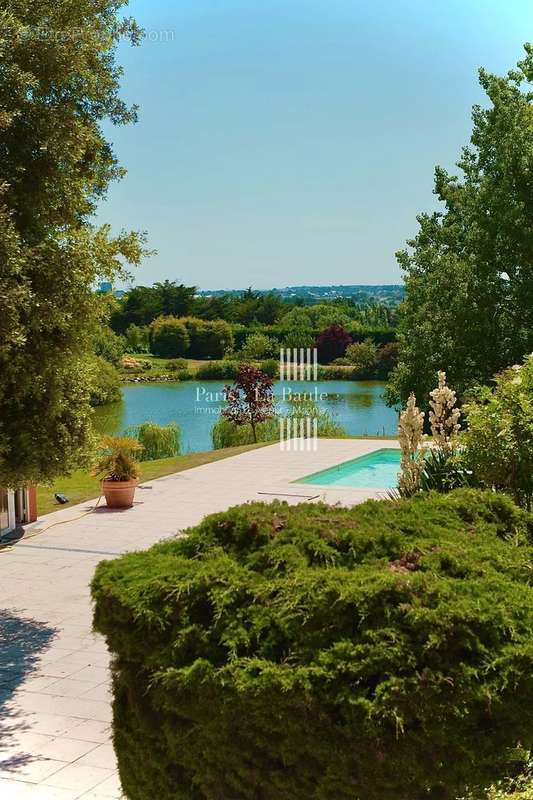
[92,436,143,509]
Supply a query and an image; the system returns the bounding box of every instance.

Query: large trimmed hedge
[92,490,533,800]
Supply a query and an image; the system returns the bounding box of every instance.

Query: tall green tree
[0,1,147,487]
[387,45,533,407]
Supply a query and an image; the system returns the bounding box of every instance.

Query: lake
[94,380,398,453]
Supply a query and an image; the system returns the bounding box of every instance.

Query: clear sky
[98,0,532,290]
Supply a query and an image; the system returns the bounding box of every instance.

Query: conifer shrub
[92,490,533,800]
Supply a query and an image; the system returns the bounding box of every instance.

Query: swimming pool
[296,448,401,489]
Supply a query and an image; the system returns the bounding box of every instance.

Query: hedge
[181,317,234,359]
[231,325,397,350]
[149,316,234,360]
[149,317,189,358]
[92,490,533,800]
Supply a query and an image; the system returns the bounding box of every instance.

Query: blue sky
[98,0,532,289]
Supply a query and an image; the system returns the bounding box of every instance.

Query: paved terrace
[0,439,399,799]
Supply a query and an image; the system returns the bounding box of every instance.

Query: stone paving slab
[0,439,398,798]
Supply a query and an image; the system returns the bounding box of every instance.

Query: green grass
[37,443,268,517]
[119,354,226,380]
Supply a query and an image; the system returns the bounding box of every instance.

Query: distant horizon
[118,280,404,292]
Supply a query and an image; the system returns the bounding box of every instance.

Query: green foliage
[319,365,356,379]
[477,760,533,800]
[124,324,150,354]
[281,325,316,350]
[93,326,126,366]
[419,448,473,494]
[0,1,147,487]
[111,283,197,332]
[149,317,190,358]
[127,423,181,462]
[258,358,279,378]
[388,46,533,407]
[92,490,533,800]
[240,332,278,360]
[88,356,122,407]
[165,359,188,372]
[331,357,353,366]
[110,283,400,334]
[345,338,379,375]
[195,361,238,380]
[181,317,234,359]
[212,400,346,448]
[176,368,193,381]
[212,416,279,448]
[280,304,352,330]
[91,436,142,482]
[462,355,533,509]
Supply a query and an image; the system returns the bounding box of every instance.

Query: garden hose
[0,494,104,552]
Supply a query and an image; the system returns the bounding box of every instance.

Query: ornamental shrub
[92,489,533,800]
[461,354,533,510]
[316,324,353,363]
[176,368,193,381]
[149,316,190,358]
[126,422,181,461]
[345,338,379,376]
[240,332,278,360]
[195,361,238,380]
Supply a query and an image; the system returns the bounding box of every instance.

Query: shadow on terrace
[0,609,57,769]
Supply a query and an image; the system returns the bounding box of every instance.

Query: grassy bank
[37,444,268,517]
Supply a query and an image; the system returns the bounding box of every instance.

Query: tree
[240,332,278,360]
[223,364,274,443]
[153,281,196,317]
[111,286,164,332]
[124,324,150,353]
[387,45,533,408]
[462,354,533,510]
[93,327,126,366]
[0,1,147,487]
[345,338,378,375]
[316,325,352,364]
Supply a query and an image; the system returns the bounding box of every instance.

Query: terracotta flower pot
[102,479,138,509]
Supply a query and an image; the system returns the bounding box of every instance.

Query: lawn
[37,443,268,517]
[119,354,224,379]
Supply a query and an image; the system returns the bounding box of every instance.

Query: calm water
[298,448,401,489]
[94,380,398,454]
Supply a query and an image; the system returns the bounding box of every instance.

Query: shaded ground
[0,611,57,767]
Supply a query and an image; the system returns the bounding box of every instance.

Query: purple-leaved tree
[223,364,274,443]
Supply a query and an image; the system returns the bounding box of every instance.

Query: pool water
[297,448,401,489]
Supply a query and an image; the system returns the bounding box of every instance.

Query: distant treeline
[197,284,404,304]
[109,281,400,334]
